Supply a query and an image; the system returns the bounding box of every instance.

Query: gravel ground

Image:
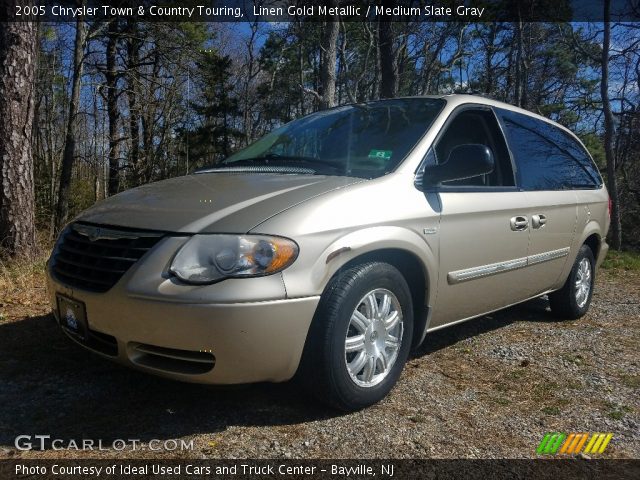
[0,268,638,459]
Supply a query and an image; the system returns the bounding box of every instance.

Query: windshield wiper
[219,154,343,172]
[195,165,316,175]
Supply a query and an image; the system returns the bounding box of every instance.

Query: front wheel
[298,262,413,411]
[549,244,596,319]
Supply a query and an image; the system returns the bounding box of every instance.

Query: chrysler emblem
[72,224,141,242]
[88,228,101,242]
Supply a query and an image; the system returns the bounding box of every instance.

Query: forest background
[1,0,639,260]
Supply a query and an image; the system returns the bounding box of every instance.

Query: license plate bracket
[56,295,88,341]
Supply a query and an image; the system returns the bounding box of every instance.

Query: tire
[549,244,596,320]
[298,262,414,411]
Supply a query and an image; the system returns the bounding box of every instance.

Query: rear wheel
[549,244,595,319]
[299,262,413,411]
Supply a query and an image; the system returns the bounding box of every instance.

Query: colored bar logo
[537,433,613,455]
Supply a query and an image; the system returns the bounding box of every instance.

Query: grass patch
[566,380,583,390]
[494,382,510,393]
[507,370,525,380]
[541,398,571,416]
[409,414,427,424]
[606,402,633,420]
[619,374,640,389]
[0,244,50,307]
[561,353,586,366]
[0,255,47,289]
[532,381,559,401]
[601,249,640,271]
[541,406,561,415]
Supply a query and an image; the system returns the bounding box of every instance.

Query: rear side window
[496,109,602,190]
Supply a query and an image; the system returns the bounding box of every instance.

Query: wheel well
[335,249,428,348]
[584,234,600,261]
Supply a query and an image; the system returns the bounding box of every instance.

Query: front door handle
[510,216,529,231]
[532,214,547,229]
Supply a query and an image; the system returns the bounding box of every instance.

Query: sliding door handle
[532,214,547,229]
[510,216,529,231]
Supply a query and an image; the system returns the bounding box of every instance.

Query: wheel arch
[583,232,601,262]
[283,226,437,349]
[321,247,431,350]
[555,224,604,291]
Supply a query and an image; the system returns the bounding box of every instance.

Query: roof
[439,94,576,133]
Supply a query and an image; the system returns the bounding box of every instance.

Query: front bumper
[46,257,319,384]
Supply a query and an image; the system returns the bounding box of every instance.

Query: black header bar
[1,459,640,480]
[2,1,640,23]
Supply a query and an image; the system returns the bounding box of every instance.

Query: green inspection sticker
[368,149,393,160]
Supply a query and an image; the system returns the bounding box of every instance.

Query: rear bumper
[46,271,319,384]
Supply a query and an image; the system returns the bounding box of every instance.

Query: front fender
[281,225,438,308]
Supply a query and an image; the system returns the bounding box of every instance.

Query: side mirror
[420,144,494,188]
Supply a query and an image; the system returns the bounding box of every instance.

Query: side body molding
[447,247,570,285]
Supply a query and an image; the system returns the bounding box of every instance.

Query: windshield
[212,98,445,178]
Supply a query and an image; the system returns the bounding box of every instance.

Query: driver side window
[435,109,515,187]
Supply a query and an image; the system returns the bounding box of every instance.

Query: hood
[75,173,363,233]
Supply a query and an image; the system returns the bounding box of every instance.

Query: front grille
[51,223,164,292]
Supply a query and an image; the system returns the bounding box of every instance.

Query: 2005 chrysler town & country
[47,95,609,410]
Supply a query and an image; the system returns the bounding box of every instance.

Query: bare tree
[601,0,622,249]
[513,19,525,107]
[126,19,142,185]
[240,10,261,145]
[54,14,87,232]
[16,18,640,249]
[0,18,38,258]
[105,19,121,195]
[378,3,397,98]
[318,1,339,109]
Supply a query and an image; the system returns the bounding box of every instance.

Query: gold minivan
[47,95,609,410]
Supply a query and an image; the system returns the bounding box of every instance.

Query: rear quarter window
[496,108,602,190]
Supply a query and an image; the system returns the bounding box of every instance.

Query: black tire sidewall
[565,245,596,317]
[324,263,414,409]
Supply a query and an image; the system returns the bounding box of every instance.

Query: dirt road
[0,269,638,459]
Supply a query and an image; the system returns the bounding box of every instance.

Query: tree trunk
[106,20,120,196]
[126,20,141,186]
[298,37,305,115]
[243,21,258,145]
[378,1,397,99]
[54,15,86,232]
[601,0,622,250]
[514,19,524,107]
[141,49,161,183]
[484,23,497,94]
[296,19,305,115]
[319,2,339,110]
[0,18,38,259]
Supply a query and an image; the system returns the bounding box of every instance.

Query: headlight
[169,234,299,284]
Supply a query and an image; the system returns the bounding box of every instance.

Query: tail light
[608,197,612,218]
